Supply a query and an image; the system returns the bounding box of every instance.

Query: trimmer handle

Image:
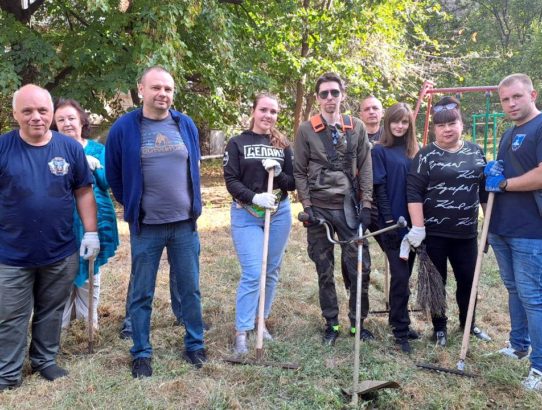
[297,211,324,226]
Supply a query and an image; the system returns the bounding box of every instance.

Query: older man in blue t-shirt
[0,84,99,391]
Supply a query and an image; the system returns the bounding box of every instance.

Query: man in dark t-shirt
[486,73,542,392]
[0,84,98,391]
[106,66,207,378]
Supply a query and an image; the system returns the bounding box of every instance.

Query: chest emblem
[512,134,526,151]
[48,157,70,176]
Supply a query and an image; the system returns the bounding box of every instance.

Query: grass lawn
[1,161,540,409]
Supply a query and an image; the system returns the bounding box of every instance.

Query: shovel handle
[88,256,95,354]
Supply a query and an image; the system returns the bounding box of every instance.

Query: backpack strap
[310,114,326,133]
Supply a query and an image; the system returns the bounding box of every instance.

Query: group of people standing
[0,68,540,393]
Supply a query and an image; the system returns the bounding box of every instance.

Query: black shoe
[433,330,447,347]
[184,349,207,368]
[323,324,340,346]
[407,328,420,340]
[395,338,412,354]
[0,380,22,392]
[131,357,152,378]
[350,327,375,341]
[38,364,68,381]
[471,326,491,342]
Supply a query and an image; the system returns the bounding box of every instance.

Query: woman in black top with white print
[223,93,295,355]
[405,96,490,346]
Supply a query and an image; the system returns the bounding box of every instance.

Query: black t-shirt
[407,141,488,239]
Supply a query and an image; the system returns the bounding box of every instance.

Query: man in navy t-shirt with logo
[0,84,99,391]
[106,66,206,378]
[485,73,542,392]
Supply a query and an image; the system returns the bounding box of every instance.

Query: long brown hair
[380,102,419,158]
[249,92,290,149]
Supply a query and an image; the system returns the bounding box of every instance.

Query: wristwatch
[498,179,508,191]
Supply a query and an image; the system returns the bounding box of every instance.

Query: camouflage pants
[307,207,370,326]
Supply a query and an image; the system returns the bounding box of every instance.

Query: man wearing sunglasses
[294,72,373,346]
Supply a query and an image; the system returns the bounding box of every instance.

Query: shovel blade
[342,380,400,396]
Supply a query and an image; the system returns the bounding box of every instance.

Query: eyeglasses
[433,102,458,113]
[318,89,341,99]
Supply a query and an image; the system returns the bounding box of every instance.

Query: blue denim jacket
[105,108,202,233]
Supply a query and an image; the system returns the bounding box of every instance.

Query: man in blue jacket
[106,66,206,378]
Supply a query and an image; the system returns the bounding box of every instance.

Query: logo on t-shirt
[48,157,70,176]
[243,144,284,159]
[223,151,229,167]
[512,134,526,151]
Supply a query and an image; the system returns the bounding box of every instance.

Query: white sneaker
[522,368,542,392]
[498,341,529,360]
[261,325,273,341]
[234,332,248,355]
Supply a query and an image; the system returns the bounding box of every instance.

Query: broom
[416,244,447,318]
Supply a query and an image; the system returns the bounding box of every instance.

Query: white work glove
[80,232,100,260]
[86,155,102,171]
[405,226,426,248]
[399,236,411,260]
[252,193,276,209]
[262,159,282,177]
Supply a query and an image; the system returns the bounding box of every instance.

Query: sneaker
[395,338,412,354]
[234,332,248,355]
[498,342,529,360]
[261,326,273,341]
[522,368,542,392]
[407,328,420,340]
[323,324,340,346]
[0,380,22,392]
[433,330,447,347]
[184,349,207,369]
[131,358,152,378]
[38,364,68,381]
[471,326,491,342]
[350,327,375,341]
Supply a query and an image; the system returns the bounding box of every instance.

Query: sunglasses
[433,102,458,113]
[318,89,341,99]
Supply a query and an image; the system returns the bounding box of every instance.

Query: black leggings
[425,235,478,332]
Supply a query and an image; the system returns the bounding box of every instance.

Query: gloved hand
[262,159,282,177]
[80,232,100,260]
[484,160,504,177]
[399,235,411,260]
[86,155,102,171]
[359,207,372,229]
[405,226,425,248]
[485,174,506,192]
[252,192,276,209]
[302,206,317,227]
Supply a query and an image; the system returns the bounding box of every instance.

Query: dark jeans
[425,235,478,332]
[374,233,416,339]
[0,253,78,386]
[121,249,184,335]
[307,207,370,326]
[128,221,204,359]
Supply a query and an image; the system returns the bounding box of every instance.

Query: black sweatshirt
[223,130,295,204]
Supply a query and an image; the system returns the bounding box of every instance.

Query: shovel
[225,168,299,370]
[342,223,400,404]
[88,256,95,354]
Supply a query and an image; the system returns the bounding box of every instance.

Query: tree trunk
[293,0,311,137]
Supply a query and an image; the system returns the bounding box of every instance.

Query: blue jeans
[231,199,292,332]
[121,250,183,335]
[489,233,542,372]
[129,221,204,359]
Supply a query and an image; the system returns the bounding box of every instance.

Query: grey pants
[0,252,78,386]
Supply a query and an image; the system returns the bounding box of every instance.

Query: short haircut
[360,95,382,107]
[52,98,92,139]
[12,85,53,111]
[498,73,533,91]
[431,96,462,125]
[315,72,345,94]
[138,65,173,84]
